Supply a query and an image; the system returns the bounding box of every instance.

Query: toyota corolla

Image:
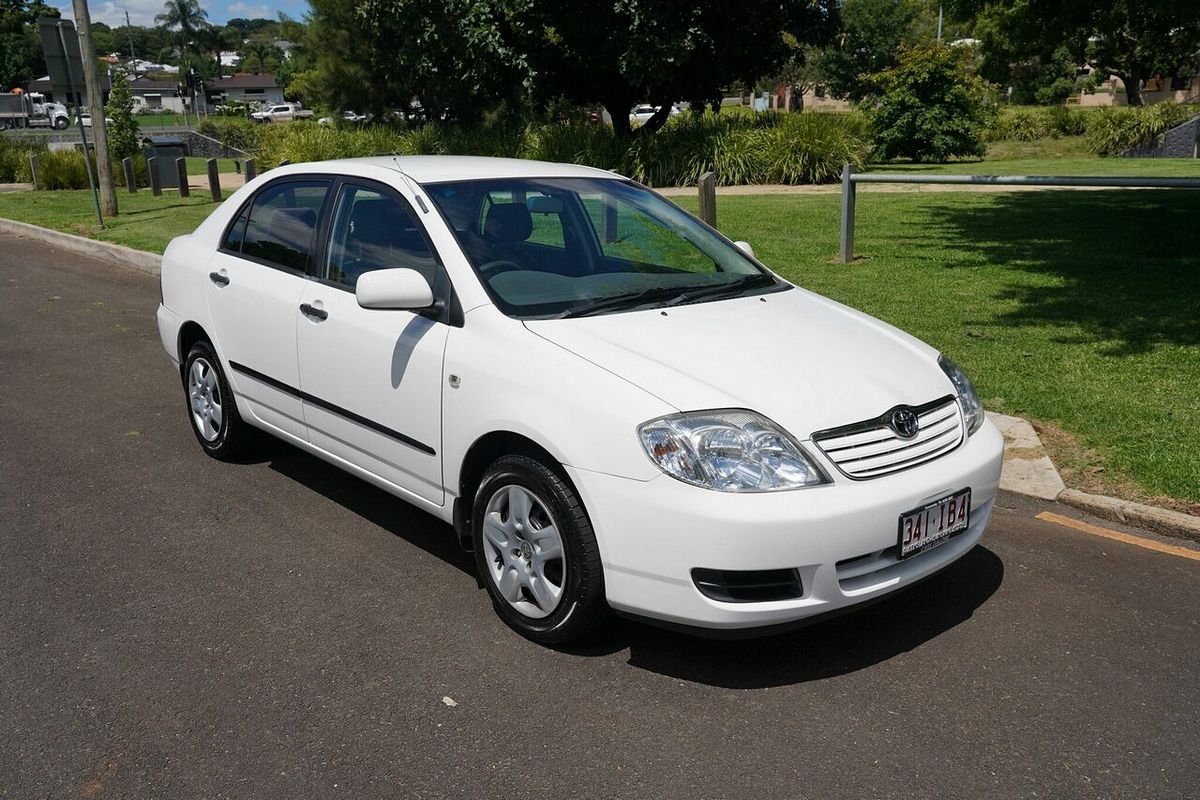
[157,156,1004,643]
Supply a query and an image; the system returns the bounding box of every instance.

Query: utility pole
[125,9,137,66]
[73,0,118,217]
[937,4,944,42]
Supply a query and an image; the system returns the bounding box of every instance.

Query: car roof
[296,155,620,185]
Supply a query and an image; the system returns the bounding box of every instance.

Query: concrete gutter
[0,217,160,275]
[988,411,1200,544]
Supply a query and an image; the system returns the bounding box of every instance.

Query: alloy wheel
[188,357,224,442]
[482,484,566,619]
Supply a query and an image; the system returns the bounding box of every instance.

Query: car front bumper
[566,419,1004,633]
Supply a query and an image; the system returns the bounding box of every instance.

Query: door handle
[299,303,328,321]
[208,271,229,287]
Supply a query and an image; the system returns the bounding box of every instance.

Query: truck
[0,93,71,130]
[249,102,314,123]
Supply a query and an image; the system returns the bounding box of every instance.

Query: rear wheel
[182,340,252,460]
[472,455,608,644]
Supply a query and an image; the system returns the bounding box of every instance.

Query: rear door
[205,177,331,441]
[296,179,449,504]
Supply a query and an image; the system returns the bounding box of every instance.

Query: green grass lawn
[184,156,241,175]
[135,113,188,129]
[674,191,1200,508]
[2,186,1197,508]
[873,136,1200,178]
[0,189,224,253]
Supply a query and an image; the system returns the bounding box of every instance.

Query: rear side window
[235,180,330,271]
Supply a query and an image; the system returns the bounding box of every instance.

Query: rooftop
[276,155,620,185]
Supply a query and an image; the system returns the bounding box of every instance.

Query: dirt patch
[1033,418,1200,517]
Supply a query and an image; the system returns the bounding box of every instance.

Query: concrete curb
[1058,489,1200,544]
[0,217,160,276]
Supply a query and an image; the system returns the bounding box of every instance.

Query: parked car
[318,110,369,125]
[250,102,314,123]
[156,156,1003,644]
[630,104,681,125]
[78,112,114,128]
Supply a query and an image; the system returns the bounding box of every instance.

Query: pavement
[2,234,1199,799]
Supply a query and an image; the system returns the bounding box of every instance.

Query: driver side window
[323,184,438,289]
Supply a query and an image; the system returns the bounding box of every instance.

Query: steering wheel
[478,259,521,279]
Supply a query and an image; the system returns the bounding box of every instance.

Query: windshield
[423,177,783,318]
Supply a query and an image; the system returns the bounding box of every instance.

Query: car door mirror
[734,240,755,259]
[356,268,435,310]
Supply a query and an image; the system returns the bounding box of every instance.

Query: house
[129,77,185,113]
[207,73,284,107]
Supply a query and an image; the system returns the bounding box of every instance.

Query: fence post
[147,157,161,196]
[29,155,40,190]
[206,158,221,201]
[122,157,137,193]
[839,163,857,264]
[176,157,190,197]
[244,158,256,182]
[698,171,716,228]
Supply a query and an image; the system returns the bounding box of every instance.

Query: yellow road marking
[1036,511,1200,562]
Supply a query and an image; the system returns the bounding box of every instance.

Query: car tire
[472,454,608,644]
[54,117,68,130]
[182,340,251,460]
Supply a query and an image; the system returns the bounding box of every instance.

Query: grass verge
[0,189,225,253]
[875,137,1200,177]
[2,186,1197,508]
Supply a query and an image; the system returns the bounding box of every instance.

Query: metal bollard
[122,157,137,193]
[206,158,220,201]
[147,157,161,196]
[176,157,189,197]
[839,164,857,264]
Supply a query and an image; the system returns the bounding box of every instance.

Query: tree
[814,0,923,101]
[955,0,1200,106]
[105,69,140,160]
[239,37,280,74]
[521,1,840,137]
[865,43,996,162]
[305,0,530,121]
[155,0,209,67]
[0,1,60,89]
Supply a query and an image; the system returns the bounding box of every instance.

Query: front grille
[812,396,964,480]
[691,568,804,603]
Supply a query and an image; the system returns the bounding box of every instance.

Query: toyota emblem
[890,407,920,438]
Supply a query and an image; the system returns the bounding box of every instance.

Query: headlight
[638,410,829,492]
[939,355,984,435]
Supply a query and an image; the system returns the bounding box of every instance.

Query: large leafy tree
[521,0,840,137]
[305,0,528,121]
[815,0,923,101]
[0,0,60,89]
[955,0,1200,106]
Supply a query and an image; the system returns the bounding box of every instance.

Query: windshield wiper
[555,286,691,318]
[660,274,774,307]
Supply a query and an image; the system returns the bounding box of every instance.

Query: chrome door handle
[299,303,328,321]
[208,271,229,287]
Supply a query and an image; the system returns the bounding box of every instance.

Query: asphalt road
[2,234,1198,799]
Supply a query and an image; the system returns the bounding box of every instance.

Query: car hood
[523,287,954,441]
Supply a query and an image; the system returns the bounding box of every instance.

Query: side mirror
[356,268,434,310]
[734,240,755,259]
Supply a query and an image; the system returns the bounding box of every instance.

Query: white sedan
[630,104,681,125]
[156,155,1003,643]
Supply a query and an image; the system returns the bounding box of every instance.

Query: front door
[205,177,331,441]
[297,180,448,505]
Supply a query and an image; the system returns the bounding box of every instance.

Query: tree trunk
[609,104,634,139]
[1119,64,1144,106]
[636,100,675,137]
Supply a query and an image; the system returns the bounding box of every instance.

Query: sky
[52,0,309,28]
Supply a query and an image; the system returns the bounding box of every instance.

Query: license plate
[898,488,971,559]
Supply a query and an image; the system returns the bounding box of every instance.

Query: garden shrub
[865,44,996,163]
[0,136,45,183]
[254,110,871,187]
[983,105,1092,142]
[194,117,262,153]
[34,149,148,190]
[1084,103,1194,156]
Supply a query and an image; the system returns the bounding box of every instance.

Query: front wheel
[472,455,608,644]
[54,117,68,130]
